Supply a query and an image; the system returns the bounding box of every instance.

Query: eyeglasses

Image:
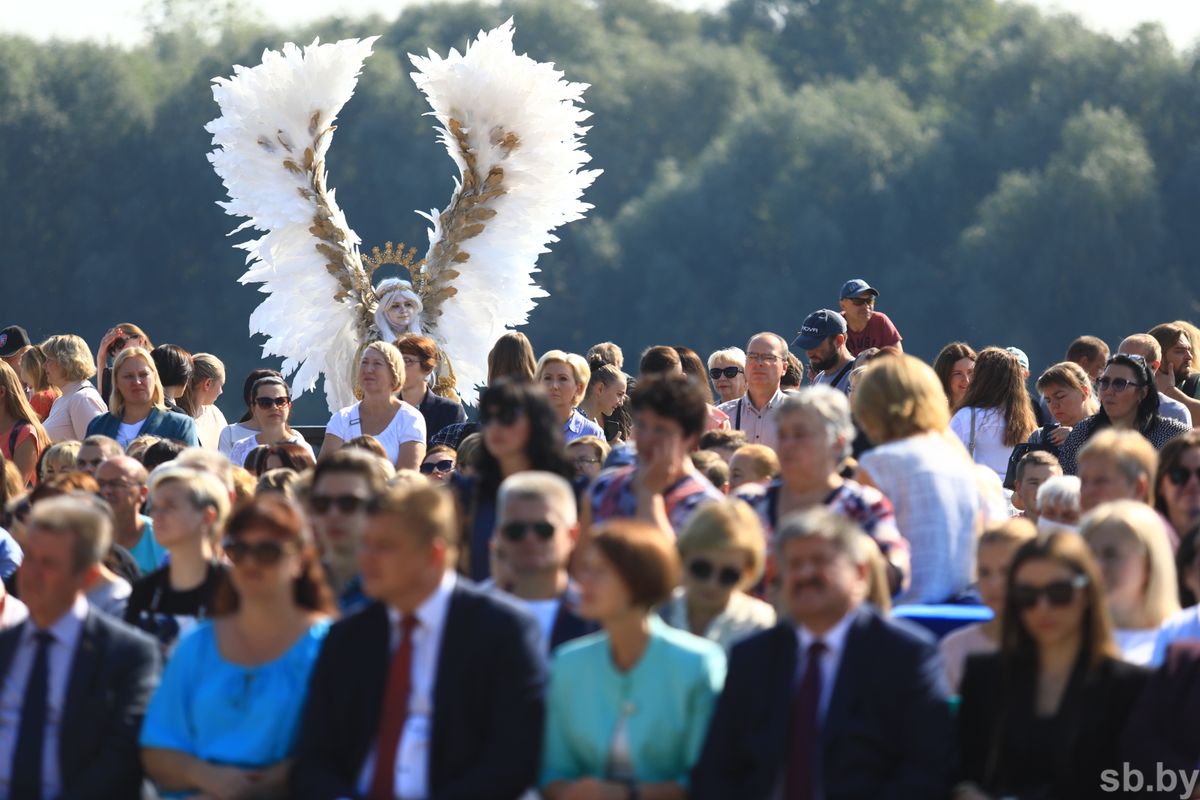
[481,406,521,426]
[573,457,600,467]
[846,297,874,307]
[254,396,291,409]
[1011,575,1088,610]
[309,494,369,514]
[1096,377,1144,392]
[500,521,556,543]
[401,357,422,367]
[746,353,782,365]
[419,460,454,475]
[688,558,741,587]
[1167,467,1200,487]
[709,366,744,380]
[223,539,294,566]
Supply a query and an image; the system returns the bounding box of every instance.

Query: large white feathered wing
[410,19,602,404]
[206,38,379,413]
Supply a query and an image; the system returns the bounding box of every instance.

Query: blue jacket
[541,615,725,787]
[86,407,199,447]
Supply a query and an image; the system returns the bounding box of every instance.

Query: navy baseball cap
[792,309,847,350]
[0,326,30,358]
[839,279,879,300]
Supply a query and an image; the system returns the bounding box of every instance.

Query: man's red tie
[785,640,827,800]
[369,615,419,800]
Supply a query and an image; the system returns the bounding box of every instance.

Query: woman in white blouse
[228,377,315,468]
[318,341,426,470]
[949,347,1037,484]
[39,334,107,443]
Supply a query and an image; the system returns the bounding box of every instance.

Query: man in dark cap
[837,279,902,356]
[0,325,32,375]
[793,309,856,395]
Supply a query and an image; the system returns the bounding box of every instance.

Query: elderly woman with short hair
[660,499,775,652]
[707,348,747,405]
[40,334,108,443]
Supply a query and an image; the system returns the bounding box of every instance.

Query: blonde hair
[1036,361,1099,416]
[40,441,82,481]
[19,347,53,393]
[125,435,161,462]
[181,353,226,416]
[535,350,590,406]
[109,347,166,416]
[978,517,1037,551]
[357,340,406,395]
[1081,500,1180,625]
[40,335,97,383]
[852,355,950,443]
[707,347,746,369]
[149,465,232,540]
[730,444,780,481]
[1078,429,1158,504]
[0,361,50,453]
[567,435,610,466]
[678,499,767,590]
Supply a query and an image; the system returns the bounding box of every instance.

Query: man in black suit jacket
[292,484,546,800]
[0,495,160,800]
[692,508,956,800]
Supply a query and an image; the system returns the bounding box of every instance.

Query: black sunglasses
[310,494,369,514]
[1167,467,1200,488]
[1096,377,1144,392]
[254,396,291,409]
[846,297,874,306]
[1011,575,1088,610]
[420,460,454,475]
[223,539,293,566]
[481,406,521,426]
[709,366,744,380]
[687,558,741,587]
[500,521,555,543]
[1,498,31,530]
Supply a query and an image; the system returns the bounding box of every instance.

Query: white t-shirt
[228,432,315,469]
[326,401,426,465]
[217,422,256,457]
[116,421,143,448]
[950,406,1012,482]
[193,405,229,451]
[516,597,561,655]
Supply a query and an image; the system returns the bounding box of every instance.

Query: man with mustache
[691,508,955,799]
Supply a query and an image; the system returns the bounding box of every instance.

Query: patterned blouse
[589,466,723,535]
[1058,414,1190,475]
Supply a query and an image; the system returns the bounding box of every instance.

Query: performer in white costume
[206,20,601,411]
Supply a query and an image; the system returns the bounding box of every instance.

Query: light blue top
[128,515,166,576]
[0,527,22,579]
[140,619,330,781]
[565,409,605,444]
[540,615,725,787]
[1151,605,1200,667]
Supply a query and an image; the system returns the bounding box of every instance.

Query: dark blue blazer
[0,609,160,799]
[291,580,547,800]
[418,390,468,444]
[85,407,199,447]
[691,604,956,800]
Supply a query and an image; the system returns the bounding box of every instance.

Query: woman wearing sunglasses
[956,532,1149,800]
[228,376,314,469]
[419,444,457,484]
[541,520,725,800]
[141,496,335,799]
[660,499,775,653]
[1155,431,1200,541]
[1058,353,1189,476]
[320,340,426,471]
[707,348,747,405]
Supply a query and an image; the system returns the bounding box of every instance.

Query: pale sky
[3,0,1200,50]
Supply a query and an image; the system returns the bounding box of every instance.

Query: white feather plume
[409,19,602,404]
[206,37,378,413]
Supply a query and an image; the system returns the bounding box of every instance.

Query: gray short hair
[28,494,112,572]
[775,386,856,461]
[496,471,578,527]
[774,507,873,566]
[707,347,746,369]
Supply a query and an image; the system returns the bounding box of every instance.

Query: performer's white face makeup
[385,295,418,330]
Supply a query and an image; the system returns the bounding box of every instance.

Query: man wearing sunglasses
[792,309,855,396]
[306,449,392,614]
[692,508,954,799]
[293,484,546,800]
[837,279,902,357]
[491,472,597,655]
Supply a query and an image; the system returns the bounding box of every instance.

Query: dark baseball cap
[839,279,879,300]
[792,309,847,351]
[0,326,30,358]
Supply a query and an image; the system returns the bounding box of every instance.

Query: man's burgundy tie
[369,615,419,800]
[785,640,827,800]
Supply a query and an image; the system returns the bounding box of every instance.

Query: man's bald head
[97,455,148,484]
[1118,334,1162,371]
[95,456,149,519]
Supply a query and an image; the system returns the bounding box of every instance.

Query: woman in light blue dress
[140,496,336,798]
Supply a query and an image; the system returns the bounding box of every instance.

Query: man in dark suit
[491,472,598,654]
[692,507,955,800]
[0,494,160,799]
[292,484,546,800]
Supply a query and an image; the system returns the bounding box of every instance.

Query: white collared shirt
[358,570,457,800]
[42,380,106,444]
[793,607,857,723]
[718,388,787,451]
[0,594,89,799]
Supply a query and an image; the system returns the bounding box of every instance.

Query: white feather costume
[206,20,600,412]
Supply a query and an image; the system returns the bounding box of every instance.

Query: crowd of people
[1,276,1200,799]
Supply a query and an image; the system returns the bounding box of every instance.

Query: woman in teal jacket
[86,347,199,448]
[541,520,726,800]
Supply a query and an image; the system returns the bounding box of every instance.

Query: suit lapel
[0,623,24,681]
[822,606,871,751]
[59,612,104,777]
[428,585,467,791]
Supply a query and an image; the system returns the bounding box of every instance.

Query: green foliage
[3,0,1200,421]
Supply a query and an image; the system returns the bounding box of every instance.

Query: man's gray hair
[497,471,578,527]
[775,387,855,461]
[746,331,789,356]
[28,493,113,572]
[775,507,872,566]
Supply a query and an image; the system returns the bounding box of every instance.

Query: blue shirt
[0,527,22,579]
[128,515,166,576]
[540,616,725,786]
[140,619,331,789]
[565,409,604,444]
